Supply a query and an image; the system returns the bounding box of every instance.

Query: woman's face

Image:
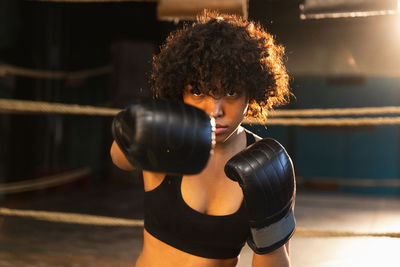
[183,81,248,144]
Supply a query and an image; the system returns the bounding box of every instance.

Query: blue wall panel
[246,77,400,195]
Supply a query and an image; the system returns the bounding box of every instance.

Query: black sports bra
[144,130,256,259]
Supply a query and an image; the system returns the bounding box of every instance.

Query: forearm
[251,245,290,267]
[285,240,290,256]
[110,141,135,171]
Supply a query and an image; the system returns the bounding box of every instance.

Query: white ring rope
[269,106,400,117]
[294,227,400,238]
[0,168,91,194]
[298,177,400,188]
[0,98,120,116]
[244,117,400,126]
[28,0,156,2]
[0,207,144,227]
[0,63,112,80]
[0,207,398,238]
[2,98,400,118]
[2,98,400,126]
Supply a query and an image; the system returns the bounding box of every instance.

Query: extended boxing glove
[224,138,296,254]
[112,99,215,175]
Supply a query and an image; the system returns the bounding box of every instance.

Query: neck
[204,126,246,174]
[213,126,245,154]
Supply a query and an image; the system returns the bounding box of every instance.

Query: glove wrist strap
[248,208,295,254]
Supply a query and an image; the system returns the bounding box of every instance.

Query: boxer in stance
[110,10,295,267]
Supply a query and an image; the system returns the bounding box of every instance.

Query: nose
[207,97,224,119]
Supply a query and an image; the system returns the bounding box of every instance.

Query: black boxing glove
[112,99,215,175]
[224,138,296,254]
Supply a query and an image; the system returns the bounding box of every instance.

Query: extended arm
[110,140,135,171]
[110,99,215,175]
[252,245,290,267]
[225,138,296,265]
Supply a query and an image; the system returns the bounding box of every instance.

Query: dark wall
[0,1,159,184]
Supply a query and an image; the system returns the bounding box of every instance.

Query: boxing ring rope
[0,98,119,116]
[2,98,400,126]
[0,63,112,80]
[268,106,400,117]
[0,207,399,238]
[28,0,157,3]
[0,207,145,227]
[0,168,91,194]
[297,177,400,188]
[1,97,400,239]
[247,117,400,126]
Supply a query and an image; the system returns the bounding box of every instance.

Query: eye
[189,84,203,97]
[226,89,238,97]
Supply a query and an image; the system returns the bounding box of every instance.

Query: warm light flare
[326,238,400,267]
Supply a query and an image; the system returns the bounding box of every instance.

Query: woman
[111,10,293,267]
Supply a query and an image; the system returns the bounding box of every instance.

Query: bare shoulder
[142,170,167,192]
[242,127,262,141]
[142,170,166,180]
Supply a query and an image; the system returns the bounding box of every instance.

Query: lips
[215,124,228,135]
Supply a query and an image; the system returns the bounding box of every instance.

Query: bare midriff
[135,229,239,267]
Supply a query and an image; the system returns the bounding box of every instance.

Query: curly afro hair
[150,10,291,120]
